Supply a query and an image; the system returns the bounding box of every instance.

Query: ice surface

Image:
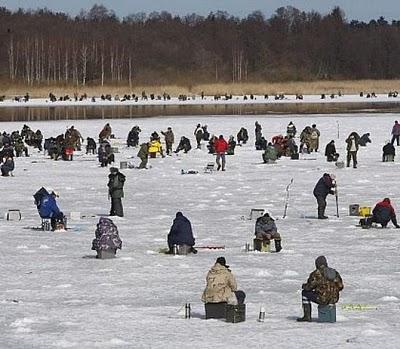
[1,113,400,348]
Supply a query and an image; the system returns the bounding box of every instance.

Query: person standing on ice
[202,257,246,305]
[313,173,336,219]
[345,132,360,168]
[214,135,228,171]
[107,167,125,217]
[194,124,203,149]
[391,120,400,146]
[297,256,343,322]
[365,198,400,228]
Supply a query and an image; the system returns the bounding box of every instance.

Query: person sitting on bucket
[254,212,282,252]
[365,198,400,228]
[202,257,246,305]
[167,212,197,254]
[37,189,65,230]
[297,256,344,322]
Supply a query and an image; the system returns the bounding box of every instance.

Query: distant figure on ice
[226,136,236,155]
[137,142,150,169]
[262,142,278,163]
[167,212,197,254]
[345,132,360,168]
[202,257,246,305]
[237,127,249,145]
[161,127,174,155]
[255,121,262,147]
[215,135,228,171]
[325,140,339,162]
[382,141,395,162]
[254,212,282,252]
[99,123,112,141]
[1,155,14,176]
[35,188,65,230]
[91,217,122,257]
[391,120,400,145]
[194,124,203,149]
[364,198,400,228]
[86,137,96,155]
[287,121,297,138]
[309,124,320,152]
[313,173,336,219]
[175,136,192,154]
[297,256,343,322]
[127,126,141,147]
[107,167,125,217]
[358,133,371,147]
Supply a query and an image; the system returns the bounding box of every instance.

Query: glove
[395,225,400,229]
[329,190,335,195]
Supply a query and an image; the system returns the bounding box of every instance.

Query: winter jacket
[263,145,278,162]
[137,143,149,159]
[161,130,174,144]
[167,213,195,247]
[201,263,238,304]
[287,123,297,137]
[255,215,277,235]
[38,194,61,219]
[325,142,337,158]
[358,134,371,146]
[91,217,122,251]
[392,123,400,136]
[1,158,14,173]
[346,133,360,152]
[383,143,395,156]
[108,172,126,199]
[313,174,335,198]
[372,199,396,224]
[303,265,344,305]
[148,140,162,154]
[214,138,228,154]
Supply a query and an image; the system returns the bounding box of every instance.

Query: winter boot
[274,239,282,252]
[318,206,328,219]
[297,303,312,322]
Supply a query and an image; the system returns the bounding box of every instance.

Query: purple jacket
[392,123,400,136]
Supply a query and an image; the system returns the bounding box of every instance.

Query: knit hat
[315,256,328,268]
[176,211,183,217]
[110,167,118,173]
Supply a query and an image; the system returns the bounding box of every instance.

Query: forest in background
[1,4,400,88]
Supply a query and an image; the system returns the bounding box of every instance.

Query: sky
[2,0,399,22]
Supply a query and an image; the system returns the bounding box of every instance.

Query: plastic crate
[225,304,246,323]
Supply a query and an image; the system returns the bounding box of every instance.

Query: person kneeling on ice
[297,256,343,322]
[202,257,246,305]
[364,198,400,228]
[254,212,282,252]
[313,173,336,219]
[91,217,122,257]
[167,212,197,254]
[36,189,66,230]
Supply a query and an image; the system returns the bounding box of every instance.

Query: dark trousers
[165,142,173,155]
[315,195,327,218]
[346,151,357,168]
[51,212,65,230]
[302,290,319,304]
[391,135,400,146]
[110,198,123,217]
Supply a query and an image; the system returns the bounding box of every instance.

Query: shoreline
[1,94,400,121]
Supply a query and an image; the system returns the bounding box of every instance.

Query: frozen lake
[1,113,400,348]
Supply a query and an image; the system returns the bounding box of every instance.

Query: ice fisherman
[297,256,344,322]
[313,173,336,219]
[167,212,197,254]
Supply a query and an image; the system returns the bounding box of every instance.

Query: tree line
[1,5,400,87]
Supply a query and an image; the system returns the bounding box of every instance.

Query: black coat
[313,174,334,198]
[325,142,337,157]
[383,143,395,156]
[167,214,195,246]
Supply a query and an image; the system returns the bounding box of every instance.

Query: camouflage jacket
[92,217,122,251]
[303,266,344,305]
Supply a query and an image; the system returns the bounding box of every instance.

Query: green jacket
[108,172,126,199]
[137,143,149,159]
[303,265,344,305]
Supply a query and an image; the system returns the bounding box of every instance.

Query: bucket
[120,161,128,169]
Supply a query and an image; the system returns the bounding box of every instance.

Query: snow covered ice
[1,113,400,348]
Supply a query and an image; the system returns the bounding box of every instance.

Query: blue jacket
[38,194,60,218]
[313,174,334,198]
[168,214,195,246]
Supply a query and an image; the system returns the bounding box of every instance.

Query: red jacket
[215,138,228,154]
[375,199,395,216]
